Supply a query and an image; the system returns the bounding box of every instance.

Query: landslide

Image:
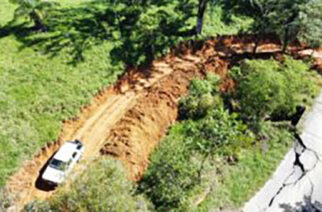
[4,34,321,210]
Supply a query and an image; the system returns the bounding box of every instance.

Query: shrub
[184,108,253,157]
[232,58,317,121]
[138,126,200,211]
[25,159,151,212]
[179,74,222,119]
[139,75,253,210]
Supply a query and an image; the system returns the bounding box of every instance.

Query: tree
[9,0,58,30]
[139,80,253,210]
[138,136,200,211]
[179,74,222,119]
[297,0,322,48]
[250,0,322,50]
[224,0,322,50]
[264,0,310,52]
[196,0,209,34]
[232,58,316,122]
[108,0,197,66]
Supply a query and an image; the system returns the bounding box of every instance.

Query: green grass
[138,57,321,210]
[140,120,293,211]
[197,134,292,210]
[0,0,124,187]
[0,0,253,188]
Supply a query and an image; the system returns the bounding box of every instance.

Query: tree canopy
[223,0,322,49]
[232,58,317,121]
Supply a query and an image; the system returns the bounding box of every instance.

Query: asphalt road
[244,92,322,212]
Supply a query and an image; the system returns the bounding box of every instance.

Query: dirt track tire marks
[5,35,321,210]
[5,59,176,209]
[100,55,206,181]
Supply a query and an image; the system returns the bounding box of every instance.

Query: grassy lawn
[0,0,124,187]
[0,0,253,187]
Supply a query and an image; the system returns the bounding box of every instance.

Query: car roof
[53,141,79,162]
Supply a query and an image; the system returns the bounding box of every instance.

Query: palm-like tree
[10,0,58,30]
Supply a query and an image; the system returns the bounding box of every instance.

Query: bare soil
[5,34,322,210]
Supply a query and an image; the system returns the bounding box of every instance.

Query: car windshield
[49,159,68,171]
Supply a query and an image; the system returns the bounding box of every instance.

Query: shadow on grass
[0,0,197,67]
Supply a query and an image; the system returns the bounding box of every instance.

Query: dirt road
[6,58,177,208]
[5,35,320,210]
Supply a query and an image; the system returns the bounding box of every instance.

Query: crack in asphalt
[266,133,321,210]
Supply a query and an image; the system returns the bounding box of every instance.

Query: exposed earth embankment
[5,35,321,210]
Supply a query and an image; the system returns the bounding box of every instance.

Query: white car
[41,140,84,185]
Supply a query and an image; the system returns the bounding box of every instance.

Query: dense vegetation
[24,159,152,211]
[232,57,316,123]
[1,0,322,210]
[224,0,322,49]
[23,59,321,211]
[0,0,253,187]
[137,58,320,211]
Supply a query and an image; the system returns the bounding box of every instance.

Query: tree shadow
[280,196,322,212]
[0,23,33,39]
[106,0,197,67]
[1,0,197,67]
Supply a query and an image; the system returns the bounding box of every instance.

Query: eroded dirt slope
[5,34,321,210]
[101,55,207,180]
[6,56,177,208]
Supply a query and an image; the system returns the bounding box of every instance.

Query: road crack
[267,133,321,209]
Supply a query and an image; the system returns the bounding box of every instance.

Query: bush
[139,109,253,211]
[25,159,151,212]
[179,74,222,119]
[138,125,200,211]
[232,58,317,121]
[184,108,253,157]
[197,122,294,210]
[139,75,254,210]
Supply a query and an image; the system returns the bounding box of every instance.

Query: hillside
[1,0,322,211]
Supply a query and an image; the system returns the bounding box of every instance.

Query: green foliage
[24,159,151,212]
[9,0,58,29]
[179,74,221,119]
[267,0,322,48]
[0,0,124,186]
[223,0,322,48]
[232,58,317,121]
[184,108,253,156]
[202,3,254,36]
[3,0,255,67]
[139,61,319,210]
[139,105,291,211]
[108,0,198,66]
[138,129,200,211]
[0,0,251,188]
[179,74,253,156]
[297,0,322,48]
[197,122,293,210]
[139,76,253,211]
